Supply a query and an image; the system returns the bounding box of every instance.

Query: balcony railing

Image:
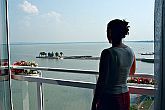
[0,66,155,110]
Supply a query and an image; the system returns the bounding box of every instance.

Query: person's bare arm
[129,55,136,76]
[92,49,110,110]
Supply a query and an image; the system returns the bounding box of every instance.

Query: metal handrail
[11,66,98,74]
[12,74,154,94]
[0,66,155,92]
[0,65,154,78]
[12,75,96,89]
[10,66,155,94]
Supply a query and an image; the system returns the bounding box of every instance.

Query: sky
[8,0,155,43]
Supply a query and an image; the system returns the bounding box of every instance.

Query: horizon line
[10,40,154,44]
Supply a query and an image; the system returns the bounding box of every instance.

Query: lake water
[10,41,154,110]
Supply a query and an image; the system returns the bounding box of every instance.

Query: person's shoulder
[100,48,113,60]
[125,46,135,56]
[125,46,134,51]
[101,48,113,56]
[102,47,113,53]
[125,45,131,49]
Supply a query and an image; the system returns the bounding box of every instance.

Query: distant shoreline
[36,55,154,63]
[36,56,100,60]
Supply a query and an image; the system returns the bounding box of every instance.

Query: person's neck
[112,41,123,47]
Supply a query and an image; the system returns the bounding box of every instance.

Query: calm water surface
[10,42,154,110]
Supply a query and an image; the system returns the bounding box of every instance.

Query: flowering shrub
[13,60,38,67]
[12,60,40,75]
[127,77,155,85]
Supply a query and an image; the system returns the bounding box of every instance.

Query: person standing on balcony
[92,19,136,110]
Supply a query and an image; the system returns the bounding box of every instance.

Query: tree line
[39,51,63,58]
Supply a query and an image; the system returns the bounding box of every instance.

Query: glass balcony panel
[0,0,11,109]
[11,72,155,110]
[130,94,154,110]
[0,79,11,110]
[43,83,93,110]
[12,80,38,110]
[41,71,96,82]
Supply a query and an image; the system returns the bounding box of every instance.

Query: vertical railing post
[37,82,44,110]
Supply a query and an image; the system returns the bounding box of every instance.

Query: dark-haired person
[92,19,136,110]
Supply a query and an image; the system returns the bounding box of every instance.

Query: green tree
[55,52,59,58]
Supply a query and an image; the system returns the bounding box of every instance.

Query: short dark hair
[107,19,130,42]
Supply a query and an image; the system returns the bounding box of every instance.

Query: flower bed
[127,77,155,85]
[12,60,40,76]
